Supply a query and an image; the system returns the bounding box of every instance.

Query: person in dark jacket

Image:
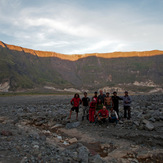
[82,92,90,121]
[122,91,132,120]
[92,91,98,102]
[111,91,123,118]
[97,90,106,104]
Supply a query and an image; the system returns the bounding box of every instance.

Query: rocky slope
[0,41,163,92]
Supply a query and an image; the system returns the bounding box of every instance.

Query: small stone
[60,140,64,143]
[149,117,156,122]
[133,121,139,126]
[51,124,63,130]
[63,141,69,146]
[69,137,78,144]
[100,144,110,150]
[33,145,39,149]
[145,122,154,131]
[119,120,123,124]
[42,130,51,136]
[57,135,62,140]
[0,117,6,123]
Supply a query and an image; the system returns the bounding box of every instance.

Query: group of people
[68,90,132,124]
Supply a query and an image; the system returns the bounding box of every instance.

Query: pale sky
[0,0,163,54]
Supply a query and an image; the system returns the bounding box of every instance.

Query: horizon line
[0,40,163,61]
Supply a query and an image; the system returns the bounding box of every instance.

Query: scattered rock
[63,141,69,146]
[69,137,78,144]
[142,120,155,131]
[0,117,7,123]
[133,121,139,127]
[66,121,81,129]
[92,154,105,163]
[51,124,63,130]
[42,130,51,136]
[145,122,155,131]
[78,145,89,163]
[57,135,62,140]
[149,117,156,122]
[119,120,123,124]
[0,94,163,162]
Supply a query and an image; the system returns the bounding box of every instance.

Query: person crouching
[89,98,96,123]
[109,107,119,124]
[96,106,109,124]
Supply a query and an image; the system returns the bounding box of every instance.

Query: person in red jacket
[89,98,97,123]
[96,106,109,124]
[68,93,82,120]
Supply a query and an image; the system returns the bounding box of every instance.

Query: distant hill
[0,41,163,93]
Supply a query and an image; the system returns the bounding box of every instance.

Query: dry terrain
[0,94,163,163]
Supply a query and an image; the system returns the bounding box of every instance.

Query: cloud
[0,0,163,54]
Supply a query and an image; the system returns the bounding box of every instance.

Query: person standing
[104,92,114,111]
[112,91,123,118]
[97,90,106,104]
[82,92,90,121]
[95,98,103,116]
[92,91,98,102]
[89,98,96,123]
[122,91,132,120]
[68,93,82,120]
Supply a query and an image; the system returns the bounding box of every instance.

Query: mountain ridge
[0,41,163,61]
[0,41,163,93]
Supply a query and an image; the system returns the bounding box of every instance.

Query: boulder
[66,121,81,129]
[92,154,105,163]
[78,145,89,163]
[142,120,155,131]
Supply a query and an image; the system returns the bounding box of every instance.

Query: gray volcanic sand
[0,94,163,163]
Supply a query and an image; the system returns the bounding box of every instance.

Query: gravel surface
[0,94,163,163]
